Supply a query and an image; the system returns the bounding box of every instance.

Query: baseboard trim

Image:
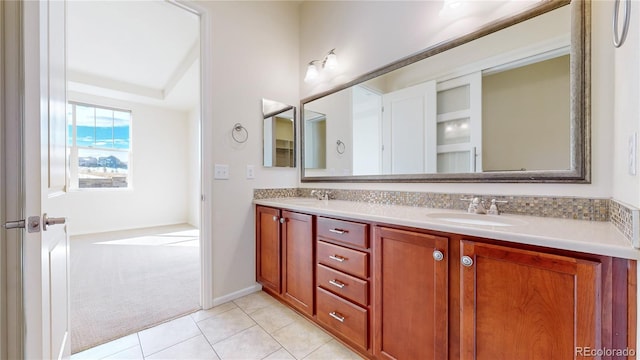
[210,283,262,308]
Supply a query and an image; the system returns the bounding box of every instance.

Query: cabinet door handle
[328,279,346,289]
[273,216,278,222]
[329,311,345,323]
[433,250,444,261]
[461,255,474,267]
[280,218,285,224]
[329,228,347,234]
[329,255,346,262]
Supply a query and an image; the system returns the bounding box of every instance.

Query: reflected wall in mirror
[301,0,588,183]
[263,98,296,168]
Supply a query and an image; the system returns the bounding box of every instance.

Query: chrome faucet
[311,190,331,200]
[462,197,508,215]
[461,197,486,214]
[487,199,508,215]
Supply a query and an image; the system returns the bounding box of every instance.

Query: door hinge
[2,216,41,233]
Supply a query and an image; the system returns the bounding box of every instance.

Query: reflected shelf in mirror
[262,98,297,168]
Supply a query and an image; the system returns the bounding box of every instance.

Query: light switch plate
[246,165,255,179]
[214,164,229,179]
[629,133,637,176]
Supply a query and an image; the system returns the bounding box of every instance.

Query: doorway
[63,1,203,353]
[3,0,215,357]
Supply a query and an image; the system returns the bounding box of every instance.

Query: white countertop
[254,197,639,260]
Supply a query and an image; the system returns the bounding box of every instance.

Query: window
[67,102,132,189]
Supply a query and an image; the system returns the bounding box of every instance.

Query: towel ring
[613,0,630,48]
[336,140,346,154]
[232,123,248,143]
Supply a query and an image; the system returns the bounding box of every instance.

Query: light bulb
[304,62,319,83]
[324,50,338,70]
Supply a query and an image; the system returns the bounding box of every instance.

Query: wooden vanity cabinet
[255,206,314,316]
[282,210,314,316]
[372,227,635,360]
[459,240,605,360]
[256,206,281,294]
[315,216,372,353]
[373,226,449,360]
[256,205,636,360]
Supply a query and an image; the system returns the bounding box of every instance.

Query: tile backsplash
[253,188,299,199]
[256,188,609,220]
[610,199,640,247]
[253,188,638,245]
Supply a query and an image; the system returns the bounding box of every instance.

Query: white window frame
[67,102,133,190]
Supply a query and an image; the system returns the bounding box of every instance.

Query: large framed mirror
[301,0,589,183]
[263,98,296,168]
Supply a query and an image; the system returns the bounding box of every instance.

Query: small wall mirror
[263,98,296,168]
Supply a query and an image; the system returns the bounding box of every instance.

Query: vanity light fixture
[324,49,338,70]
[304,49,339,83]
[304,61,320,82]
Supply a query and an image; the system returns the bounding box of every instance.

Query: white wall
[195,1,299,300]
[299,0,614,199]
[48,92,192,235]
[303,88,353,176]
[612,0,640,208]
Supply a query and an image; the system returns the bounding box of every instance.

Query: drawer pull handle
[329,228,348,234]
[329,279,346,289]
[329,311,345,323]
[329,255,346,262]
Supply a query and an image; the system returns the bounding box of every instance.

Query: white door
[352,85,382,176]
[22,1,71,359]
[382,81,437,174]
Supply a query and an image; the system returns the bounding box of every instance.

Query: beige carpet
[70,224,200,354]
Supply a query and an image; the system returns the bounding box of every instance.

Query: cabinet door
[282,210,314,316]
[256,206,281,294]
[460,240,601,360]
[374,227,449,360]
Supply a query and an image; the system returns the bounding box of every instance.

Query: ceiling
[66,1,200,111]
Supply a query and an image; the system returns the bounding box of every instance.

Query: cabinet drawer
[317,217,369,249]
[316,287,368,349]
[317,264,368,307]
[317,241,368,279]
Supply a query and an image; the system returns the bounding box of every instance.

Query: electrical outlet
[214,164,229,179]
[246,165,255,179]
[629,133,637,176]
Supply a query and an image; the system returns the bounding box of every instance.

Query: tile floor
[71,291,364,360]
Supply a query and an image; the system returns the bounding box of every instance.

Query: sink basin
[283,198,324,205]
[426,212,527,227]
